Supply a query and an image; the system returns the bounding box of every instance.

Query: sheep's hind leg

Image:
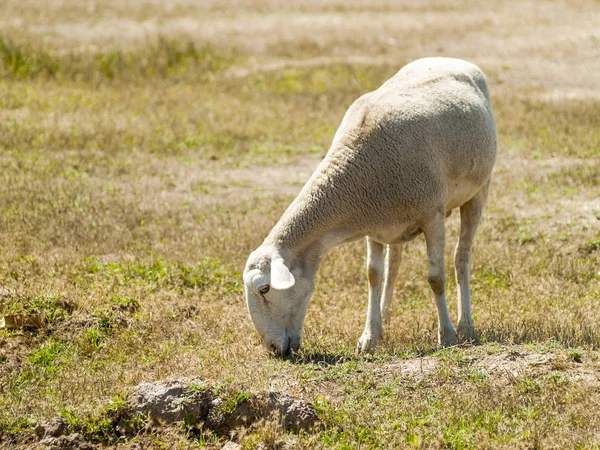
[357,237,385,353]
[423,212,457,348]
[381,244,403,326]
[455,181,490,343]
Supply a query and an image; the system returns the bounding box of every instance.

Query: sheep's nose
[280,338,292,357]
[289,336,301,353]
[270,338,292,358]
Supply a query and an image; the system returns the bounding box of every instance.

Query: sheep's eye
[259,285,270,295]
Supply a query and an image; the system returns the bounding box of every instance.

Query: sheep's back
[323,58,497,223]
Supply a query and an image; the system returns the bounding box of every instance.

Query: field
[1,0,600,448]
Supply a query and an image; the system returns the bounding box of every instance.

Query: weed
[223,391,251,415]
[28,339,66,370]
[568,349,583,363]
[467,368,490,383]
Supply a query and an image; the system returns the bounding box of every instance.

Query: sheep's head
[243,245,316,357]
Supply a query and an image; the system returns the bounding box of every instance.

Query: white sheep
[243,57,497,356]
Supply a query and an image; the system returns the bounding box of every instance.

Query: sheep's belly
[368,179,485,245]
[445,178,486,212]
[369,224,423,245]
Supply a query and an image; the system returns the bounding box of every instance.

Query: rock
[266,392,319,432]
[34,417,68,439]
[129,378,211,425]
[221,442,242,450]
[39,433,96,450]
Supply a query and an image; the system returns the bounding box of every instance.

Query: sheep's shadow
[274,328,591,366]
[286,351,361,366]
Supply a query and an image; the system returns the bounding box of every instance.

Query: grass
[0,36,236,82]
[1,0,600,448]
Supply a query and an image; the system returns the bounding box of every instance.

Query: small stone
[221,442,242,450]
[0,288,15,298]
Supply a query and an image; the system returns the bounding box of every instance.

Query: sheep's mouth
[269,335,300,358]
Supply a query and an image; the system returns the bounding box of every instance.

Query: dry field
[1,0,600,448]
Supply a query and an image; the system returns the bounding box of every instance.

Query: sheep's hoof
[457,320,475,343]
[356,329,382,354]
[438,326,458,348]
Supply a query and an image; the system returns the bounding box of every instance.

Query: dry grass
[1,0,600,449]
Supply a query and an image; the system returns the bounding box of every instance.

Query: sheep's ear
[271,257,295,290]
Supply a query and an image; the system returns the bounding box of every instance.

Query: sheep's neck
[265,149,365,257]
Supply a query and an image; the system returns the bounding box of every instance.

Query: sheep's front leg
[356,237,385,353]
[455,181,489,342]
[381,244,403,326]
[423,213,457,348]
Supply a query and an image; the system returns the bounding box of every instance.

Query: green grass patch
[28,340,65,369]
[0,292,71,324]
[0,36,237,83]
[81,257,241,294]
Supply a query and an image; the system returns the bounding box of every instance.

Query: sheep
[243,57,497,356]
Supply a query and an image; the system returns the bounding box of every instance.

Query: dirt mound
[32,379,319,448]
[129,377,211,425]
[33,418,95,450]
[267,391,319,432]
[38,433,96,450]
[128,378,319,434]
[205,391,318,434]
[34,418,69,440]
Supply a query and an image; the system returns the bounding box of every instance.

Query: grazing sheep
[243,57,497,356]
